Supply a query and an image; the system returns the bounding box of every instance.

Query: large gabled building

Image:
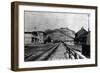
[74,27,90,45]
[74,27,90,58]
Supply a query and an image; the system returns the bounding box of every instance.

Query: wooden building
[74,27,90,58]
[31,31,46,44]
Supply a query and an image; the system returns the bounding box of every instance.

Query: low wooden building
[31,31,46,44]
[24,31,46,45]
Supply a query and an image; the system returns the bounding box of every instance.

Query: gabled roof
[76,27,88,38]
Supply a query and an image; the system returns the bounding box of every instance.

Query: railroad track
[25,43,60,61]
[25,42,86,61]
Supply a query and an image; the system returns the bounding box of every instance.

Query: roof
[76,27,88,38]
[32,31,46,36]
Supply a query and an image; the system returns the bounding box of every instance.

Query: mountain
[45,27,75,41]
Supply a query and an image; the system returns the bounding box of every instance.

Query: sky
[24,11,90,32]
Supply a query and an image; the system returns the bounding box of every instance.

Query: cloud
[24,11,89,32]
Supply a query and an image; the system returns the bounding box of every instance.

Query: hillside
[45,27,75,41]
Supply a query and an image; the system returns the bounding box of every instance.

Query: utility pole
[88,14,90,32]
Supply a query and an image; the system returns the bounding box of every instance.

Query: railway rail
[25,43,59,61]
[25,42,86,61]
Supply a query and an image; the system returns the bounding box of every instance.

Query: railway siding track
[25,43,59,61]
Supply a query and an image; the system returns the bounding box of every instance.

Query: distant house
[24,33,32,44]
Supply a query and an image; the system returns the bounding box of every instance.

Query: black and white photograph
[24,11,91,62]
[11,1,97,71]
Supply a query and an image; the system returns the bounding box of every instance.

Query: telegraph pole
[88,14,90,32]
